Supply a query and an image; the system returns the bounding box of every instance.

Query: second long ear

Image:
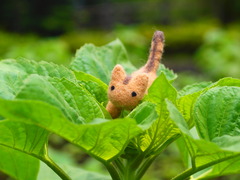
[111,65,126,82]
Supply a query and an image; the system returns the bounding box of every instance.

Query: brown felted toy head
[108,65,149,110]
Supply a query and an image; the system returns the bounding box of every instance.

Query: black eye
[111,86,115,91]
[131,91,137,97]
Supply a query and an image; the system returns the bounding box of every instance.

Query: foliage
[0,31,71,65]
[62,22,218,66]
[0,39,239,180]
[196,28,240,79]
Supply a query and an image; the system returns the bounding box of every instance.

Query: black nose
[131,91,137,97]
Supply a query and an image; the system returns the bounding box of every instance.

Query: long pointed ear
[111,65,126,82]
[131,74,149,93]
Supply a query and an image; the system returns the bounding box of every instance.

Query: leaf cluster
[0,39,239,180]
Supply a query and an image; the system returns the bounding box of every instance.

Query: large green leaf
[0,99,142,162]
[176,77,240,129]
[194,86,240,141]
[170,78,240,179]
[167,100,240,180]
[136,73,179,155]
[16,75,108,124]
[0,58,75,100]
[0,146,39,180]
[0,58,78,179]
[70,39,136,84]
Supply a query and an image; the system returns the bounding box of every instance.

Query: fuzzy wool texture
[106,31,165,118]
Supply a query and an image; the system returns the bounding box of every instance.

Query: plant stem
[104,162,121,180]
[42,157,71,180]
[113,158,125,174]
[136,135,180,180]
[136,156,156,180]
[171,154,240,180]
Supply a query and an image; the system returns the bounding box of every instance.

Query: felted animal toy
[106,31,165,118]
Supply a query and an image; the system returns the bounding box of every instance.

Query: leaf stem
[113,158,125,174]
[136,135,180,180]
[136,156,156,180]
[42,156,71,180]
[171,154,240,180]
[104,162,121,180]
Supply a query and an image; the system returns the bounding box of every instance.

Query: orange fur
[106,31,165,118]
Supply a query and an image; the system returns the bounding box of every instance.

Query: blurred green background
[0,0,239,179]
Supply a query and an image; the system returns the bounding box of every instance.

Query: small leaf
[157,64,177,82]
[146,73,177,105]
[74,71,108,105]
[128,101,158,130]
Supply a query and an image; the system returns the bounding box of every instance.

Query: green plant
[0,31,71,65]
[0,39,239,180]
[196,28,240,79]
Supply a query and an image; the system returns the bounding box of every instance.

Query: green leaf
[137,73,179,155]
[74,71,108,106]
[70,39,136,84]
[0,120,48,159]
[176,78,240,129]
[194,156,240,179]
[0,119,53,180]
[208,77,240,89]
[191,136,240,179]
[127,101,158,130]
[194,86,240,141]
[178,81,212,97]
[0,120,68,180]
[157,64,178,82]
[0,59,75,100]
[0,59,98,179]
[16,75,107,123]
[0,99,142,162]
[0,146,39,180]
[146,73,177,105]
[176,82,212,128]
[0,120,48,156]
[175,137,190,168]
[167,101,240,180]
